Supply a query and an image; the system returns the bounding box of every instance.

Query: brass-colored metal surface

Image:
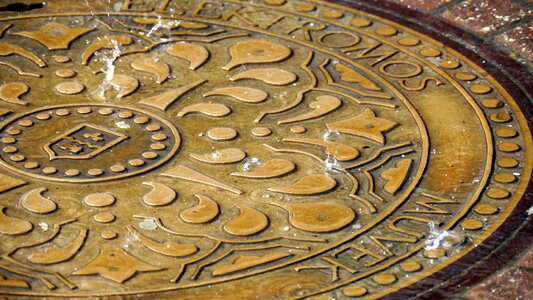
[0,0,530,298]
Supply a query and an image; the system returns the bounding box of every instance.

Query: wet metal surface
[0,0,530,298]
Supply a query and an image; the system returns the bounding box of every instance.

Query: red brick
[442,0,532,35]
[465,267,533,300]
[496,22,533,61]
[517,245,533,269]
[384,0,454,11]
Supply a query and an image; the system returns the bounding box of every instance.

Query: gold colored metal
[0,0,530,299]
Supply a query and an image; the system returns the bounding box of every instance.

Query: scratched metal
[0,0,530,299]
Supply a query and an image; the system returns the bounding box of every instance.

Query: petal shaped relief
[268,174,337,195]
[273,202,355,233]
[81,35,132,66]
[0,43,46,67]
[14,22,94,50]
[127,226,198,257]
[142,181,176,206]
[212,253,291,276]
[0,207,32,235]
[223,39,292,70]
[381,159,412,194]
[224,206,269,236]
[204,87,268,103]
[326,108,397,144]
[278,95,341,124]
[0,82,29,106]
[231,159,295,178]
[190,148,246,164]
[282,138,359,161]
[131,58,170,84]
[139,80,206,111]
[109,74,139,98]
[180,194,220,224]
[335,64,381,91]
[27,228,87,264]
[166,43,209,70]
[21,188,57,214]
[177,103,231,117]
[162,165,243,195]
[72,247,161,283]
[230,68,297,86]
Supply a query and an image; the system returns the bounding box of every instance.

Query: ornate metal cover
[0,0,530,299]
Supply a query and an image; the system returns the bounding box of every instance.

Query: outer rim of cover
[325,0,532,298]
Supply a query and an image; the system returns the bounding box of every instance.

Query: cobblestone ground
[378,0,532,298]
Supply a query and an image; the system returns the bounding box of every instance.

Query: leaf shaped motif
[223,39,292,70]
[381,159,412,194]
[142,182,176,206]
[166,43,209,70]
[177,103,231,117]
[0,43,46,67]
[282,138,359,161]
[127,226,197,257]
[0,82,29,105]
[273,202,355,233]
[268,174,337,195]
[180,194,220,224]
[0,207,32,235]
[21,188,57,214]
[335,64,381,91]
[131,58,170,84]
[230,68,297,85]
[224,206,268,236]
[27,228,87,264]
[81,36,132,65]
[190,148,246,164]
[231,159,295,178]
[203,87,268,103]
[278,95,341,124]
[109,74,138,98]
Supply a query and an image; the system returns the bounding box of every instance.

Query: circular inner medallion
[0,105,180,182]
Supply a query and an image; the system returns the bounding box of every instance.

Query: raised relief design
[190,148,247,164]
[166,43,209,70]
[27,228,87,264]
[326,108,397,143]
[0,43,46,67]
[0,207,32,235]
[212,253,291,276]
[223,39,292,70]
[0,82,29,105]
[223,206,269,236]
[127,226,198,257]
[180,194,220,224]
[230,68,297,85]
[20,188,57,214]
[73,248,161,283]
[204,87,268,103]
[231,159,295,178]
[272,203,355,232]
[278,95,341,124]
[268,174,337,195]
[43,123,128,160]
[14,22,94,50]
[131,57,170,84]
[142,181,176,206]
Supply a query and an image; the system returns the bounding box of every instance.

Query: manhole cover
[0,0,530,298]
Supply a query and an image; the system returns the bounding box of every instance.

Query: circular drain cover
[0,0,530,298]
